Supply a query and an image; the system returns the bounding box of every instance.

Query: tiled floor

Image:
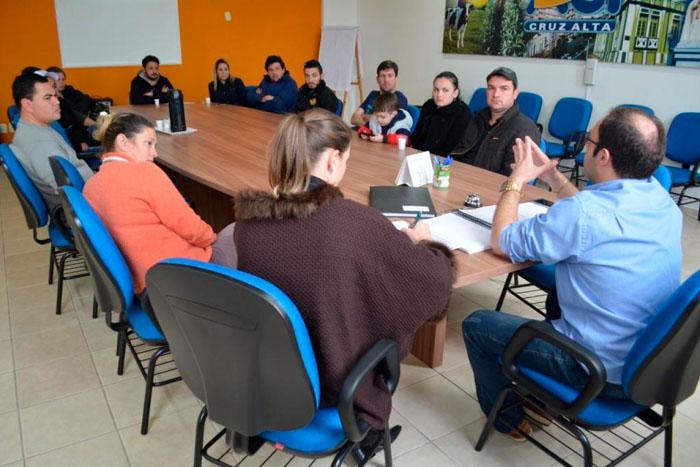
[1,169,700,467]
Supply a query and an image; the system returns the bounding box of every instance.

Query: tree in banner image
[481,0,499,54]
[500,0,527,56]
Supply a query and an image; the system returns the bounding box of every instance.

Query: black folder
[369,186,437,218]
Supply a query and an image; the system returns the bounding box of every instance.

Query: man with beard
[129,55,174,105]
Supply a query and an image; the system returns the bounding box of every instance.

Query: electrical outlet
[224,11,231,22]
[0,123,7,134]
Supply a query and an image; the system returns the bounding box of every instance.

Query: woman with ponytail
[84,113,232,294]
[230,108,455,456]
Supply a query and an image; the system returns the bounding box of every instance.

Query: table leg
[411,316,447,368]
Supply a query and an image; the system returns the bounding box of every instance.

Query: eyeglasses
[581,131,603,156]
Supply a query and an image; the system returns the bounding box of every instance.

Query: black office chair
[476,270,700,467]
[146,258,401,467]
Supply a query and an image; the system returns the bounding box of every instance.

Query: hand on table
[403,221,431,244]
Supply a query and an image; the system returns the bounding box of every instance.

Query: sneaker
[523,401,552,427]
[354,425,402,466]
[507,419,533,442]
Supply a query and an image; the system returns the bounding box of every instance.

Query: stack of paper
[425,202,549,254]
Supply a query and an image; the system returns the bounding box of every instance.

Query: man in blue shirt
[350,60,408,127]
[462,106,682,439]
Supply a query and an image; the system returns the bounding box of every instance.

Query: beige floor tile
[20,387,115,457]
[434,418,559,467]
[8,282,74,315]
[441,364,477,401]
[24,432,128,467]
[79,314,118,352]
[385,409,431,458]
[12,322,87,370]
[436,327,469,373]
[0,372,18,415]
[103,374,173,429]
[119,408,198,467]
[393,443,457,466]
[393,375,483,440]
[2,236,47,257]
[645,412,700,463]
[446,293,483,325]
[163,379,200,413]
[0,311,9,341]
[67,276,95,300]
[398,354,438,390]
[0,461,25,467]
[4,264,50,291]
[91,346,141,386]
[10,305,78,338]
[15,353,100,408]
[0,410,23,465]
[4,251,51,274]
[0,339,14,375]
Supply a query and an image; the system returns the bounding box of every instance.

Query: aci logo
[524,0,622,33]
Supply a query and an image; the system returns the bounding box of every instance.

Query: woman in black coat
[208,58,246,105]
[411,71,471,157]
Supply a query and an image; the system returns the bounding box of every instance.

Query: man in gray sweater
[10,72,94,212]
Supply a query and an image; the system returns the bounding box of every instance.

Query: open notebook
[424,201,549,254]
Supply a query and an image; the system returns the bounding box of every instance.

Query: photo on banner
[442,0,700,68]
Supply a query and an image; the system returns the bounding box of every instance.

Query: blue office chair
[49,155,86,192]
[516,91,543,125]
[0,144,88,315]
[477,270,700,467]
[406,104,420,134]
[59,186,181,435]
[496,165,673,316]
[7,105,20,129]
[145,259,400,467]
[335,97,344,117]
[662,112,700,220]
[468,87,487,113]
[544,97,592,160]
[620,104,654,115]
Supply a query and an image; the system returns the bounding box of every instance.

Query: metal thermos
[168,90,187,132]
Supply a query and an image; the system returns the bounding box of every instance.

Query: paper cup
[163,119,170,131]
[155,120,164,131]
[205,97,211,105]
[154,98,160,107]
[397,135,407,151]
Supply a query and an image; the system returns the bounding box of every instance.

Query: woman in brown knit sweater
[230,108,455,458]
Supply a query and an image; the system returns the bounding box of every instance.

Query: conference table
[116,102,554,368]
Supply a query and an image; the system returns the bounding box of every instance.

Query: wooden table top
[117,102,554,288]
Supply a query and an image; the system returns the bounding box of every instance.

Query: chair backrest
[623,270,700,407]
[7,105,20,129]
[547,97,593,141]
[469,87,487,112]
[49,155,86,192]
[652,165,672,192]
[335,97,343,117]
[516,91,543,124]
[59,186,134,315]
[405,104,420,134]
[49,121,72,146]
[0,144,49,229]
[620,104,654,116]
[666,112,700,166]
[146,258,320,435]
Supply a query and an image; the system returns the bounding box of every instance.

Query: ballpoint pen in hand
[413,210,422,227]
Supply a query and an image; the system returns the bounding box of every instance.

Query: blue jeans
[462,310,627,433]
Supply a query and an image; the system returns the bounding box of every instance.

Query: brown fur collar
[233,184,344,221]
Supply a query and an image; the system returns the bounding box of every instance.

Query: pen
[413,210,422,227]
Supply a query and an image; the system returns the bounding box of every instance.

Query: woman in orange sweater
[84,112,233,293]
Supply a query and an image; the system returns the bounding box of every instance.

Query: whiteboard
[54,0,182,68]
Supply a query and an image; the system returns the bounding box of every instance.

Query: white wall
[355,0,700,130]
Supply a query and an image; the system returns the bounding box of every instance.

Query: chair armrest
[562,131,587,159]
[501,320,606,418]
[337,339,400,442]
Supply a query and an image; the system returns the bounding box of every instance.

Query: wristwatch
[499,179,523,195]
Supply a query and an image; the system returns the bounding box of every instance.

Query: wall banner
[443,0,700,67]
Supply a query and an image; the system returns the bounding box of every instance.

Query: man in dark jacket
[294,60,338,114]
[47,66,96,151]
[129,55,174,105]
[247,55,298,114]
[452,67,540,175]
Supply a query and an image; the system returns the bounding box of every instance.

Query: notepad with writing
[425,202,549,254]
[369,186,437,218]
